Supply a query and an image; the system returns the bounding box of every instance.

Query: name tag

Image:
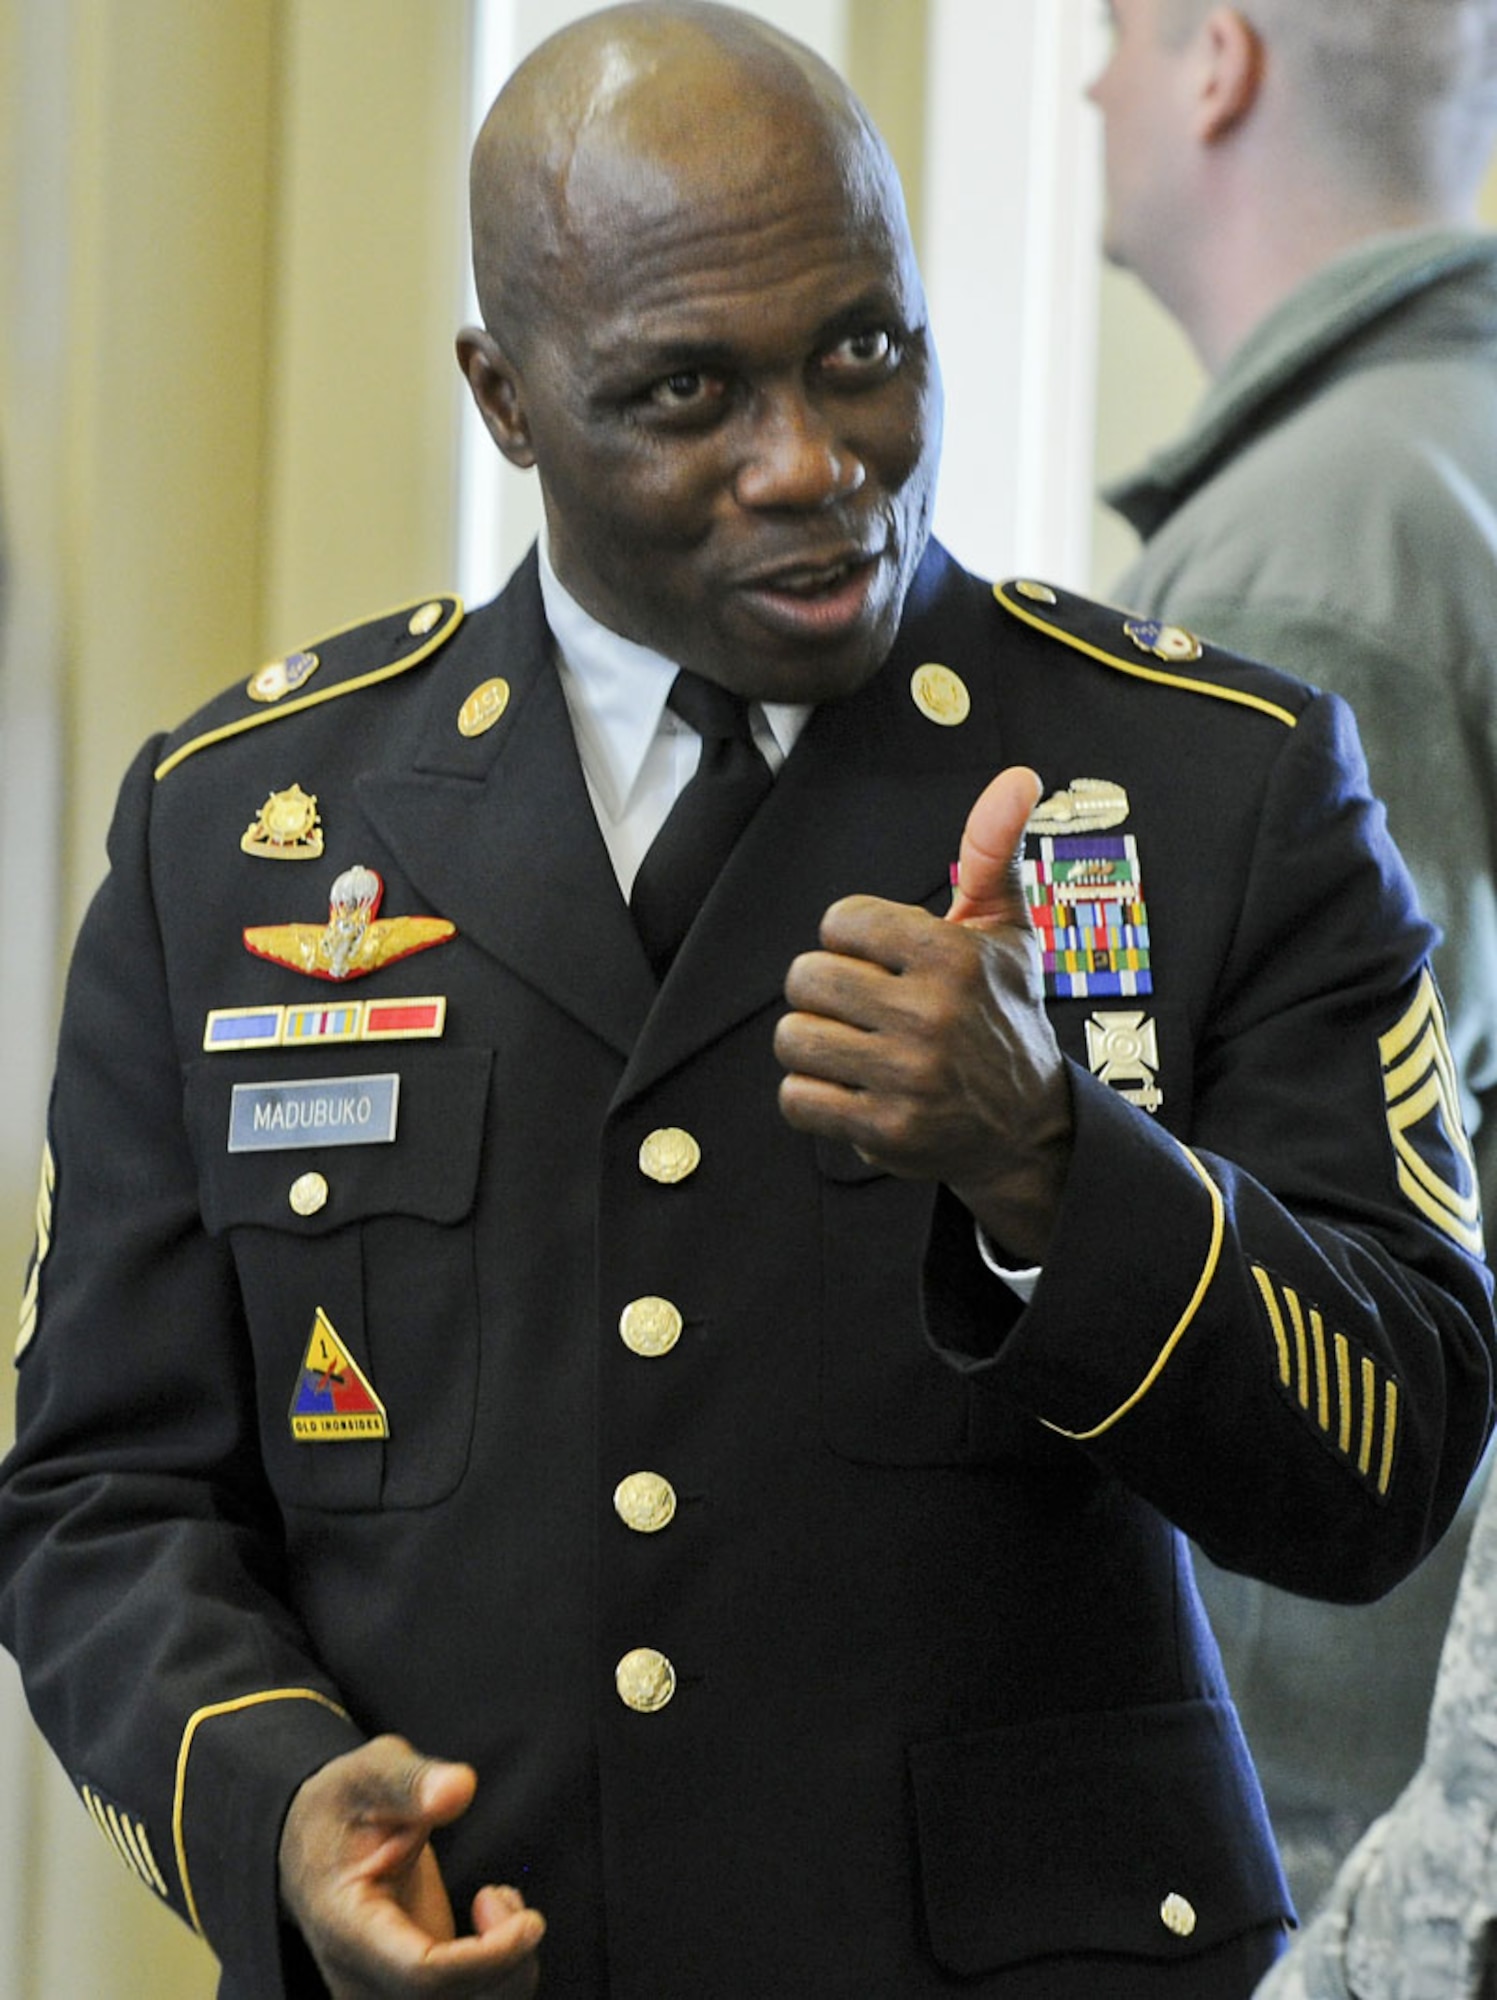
[228,1074,400,1152]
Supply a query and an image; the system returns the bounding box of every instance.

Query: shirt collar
[538,541,811,818]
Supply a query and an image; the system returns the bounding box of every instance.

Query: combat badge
[243,864,455,982]
[241,783,324,861]
[289,1306,389,1441]
[1024,834,1152,999]
[1029,778,1130,835]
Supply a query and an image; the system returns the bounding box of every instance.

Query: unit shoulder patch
[993,579,1305,728]
[154,594,464,782]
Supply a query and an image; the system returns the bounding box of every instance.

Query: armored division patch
[1380,971,1483,1255]
[290,1307,389,1441]
[243,865,455,983]
[1023,834,1151,999]
[1252,1265,1400,1497]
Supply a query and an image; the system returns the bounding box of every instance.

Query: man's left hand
[775,766,1073,1264]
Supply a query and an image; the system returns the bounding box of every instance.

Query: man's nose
[734,393,866,510]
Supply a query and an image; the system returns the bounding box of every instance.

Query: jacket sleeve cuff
[174,1686,366,1992]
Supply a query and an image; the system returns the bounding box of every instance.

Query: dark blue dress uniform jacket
[2,542,1492,1997]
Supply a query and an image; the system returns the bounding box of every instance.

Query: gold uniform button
[619,1296,683,1357]
[639,1127,702,1185]
[614,1472,678,1534]
[407,600,444,637]
[289,1172,329,1217]
[458,678,511,738]
[1014,579,1058,604]
[1159,1893,1197,1939]
[910,662,971,727]
[616,1647,676,1713]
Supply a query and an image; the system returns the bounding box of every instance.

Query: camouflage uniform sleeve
[1256,1463,1497,1999]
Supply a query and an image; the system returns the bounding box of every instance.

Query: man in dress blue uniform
[0,6,1492,1996]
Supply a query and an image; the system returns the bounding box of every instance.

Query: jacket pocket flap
[186,1048,492,1235]
[909,1698,1290,1975]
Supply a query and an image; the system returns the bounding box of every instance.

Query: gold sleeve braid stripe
[173,1687,350,1936]
[993,584,1300,728]
[1252,1265,1400,1496]
[152,596,464,782]
[79,1783,170,1899]
[1042,1141,1224,1441]
[15,1140,55,1360]
[1380,970,1484,1255]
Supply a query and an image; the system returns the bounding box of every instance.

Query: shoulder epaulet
[153,593,464,781]
[993,578,1301,729]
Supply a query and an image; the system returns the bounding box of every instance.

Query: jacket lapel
[359,554,657,1058]
[360,544,1009,1092]
[616,547,1008,1104]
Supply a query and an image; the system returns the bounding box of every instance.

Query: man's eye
[822,329,897,376]
[647,371,723,410]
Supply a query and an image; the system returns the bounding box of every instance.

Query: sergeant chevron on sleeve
[0,8,1492,2000]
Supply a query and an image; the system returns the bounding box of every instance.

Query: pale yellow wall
[263,0,472,653]
[0,4,475,1994]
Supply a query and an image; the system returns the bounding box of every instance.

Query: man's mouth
[737,551,884,637]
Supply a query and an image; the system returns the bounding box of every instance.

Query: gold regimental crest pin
[241,783,324,861]
[243,864,456,982]
[1123,618,1203,665]
[247,650,320,704]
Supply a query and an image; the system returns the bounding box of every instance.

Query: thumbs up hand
[776,767,1073,1264]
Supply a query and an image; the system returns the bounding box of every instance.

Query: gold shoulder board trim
[173,1686,349,1934]
[154,596,464,782]
[994,583,1299,729]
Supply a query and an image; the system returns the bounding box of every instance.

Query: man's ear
[1193,7,1265,144]
[456,327,536,469]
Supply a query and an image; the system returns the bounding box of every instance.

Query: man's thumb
[946,766,1043,926]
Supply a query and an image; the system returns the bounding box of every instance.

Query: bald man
[0,7,1491,1996]
[1091,0,1497,1920]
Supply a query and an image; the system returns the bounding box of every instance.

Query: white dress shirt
[537,542,810,898]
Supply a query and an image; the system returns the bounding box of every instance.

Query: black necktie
[630,670,773,975]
